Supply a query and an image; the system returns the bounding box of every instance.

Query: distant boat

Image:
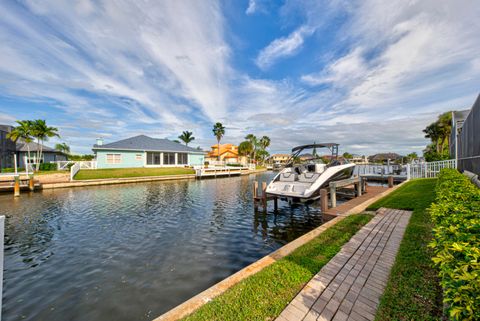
[266,143,355,203]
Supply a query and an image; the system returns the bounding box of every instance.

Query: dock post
[273,197,278,211]
[14,175,20,197]
[28,175,35,191]
[388,176,394,188]
[320,189,328,212]
[356,180,362,196]
[253,181,258,210]
[261,182,267,211]
[330,185,336,208]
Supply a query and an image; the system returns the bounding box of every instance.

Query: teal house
[93,135,205,169]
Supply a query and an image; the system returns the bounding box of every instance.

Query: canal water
[1,172,327,321]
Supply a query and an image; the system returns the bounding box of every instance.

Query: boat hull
[266,164,355,203]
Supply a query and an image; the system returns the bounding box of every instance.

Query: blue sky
[0,0,479,155]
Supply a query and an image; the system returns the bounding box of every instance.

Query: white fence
[70,163,80,181]
[407,159,456,179]
[55,161,97,171]
[68,161,97,181]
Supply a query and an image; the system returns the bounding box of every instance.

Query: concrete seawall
[40,169,267,190]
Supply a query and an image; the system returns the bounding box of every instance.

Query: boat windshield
[285,143,348,167]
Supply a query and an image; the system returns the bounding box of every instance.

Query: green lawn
[74,167,195,180]
[368,179,443,321]
[183,214,373,321]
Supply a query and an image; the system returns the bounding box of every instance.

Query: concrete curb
[154,180,408,321]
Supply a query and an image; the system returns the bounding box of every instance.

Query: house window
[163,152,175,165]
[177,153,188,165]
[146,152,161,165]
[106,154,121,164]
[136,154,143,160]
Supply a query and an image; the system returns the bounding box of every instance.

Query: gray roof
[93,135,204,153]
[16,142,59,153]
[0,125,13,133]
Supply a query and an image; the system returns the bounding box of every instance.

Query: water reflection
[1,172,325,321]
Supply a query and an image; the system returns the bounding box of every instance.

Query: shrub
[226,163,243,167]
[429,169,480,320]
[1,167,25,173]
[39,162,58,171]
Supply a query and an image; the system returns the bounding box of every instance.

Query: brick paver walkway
[276,208,412,321]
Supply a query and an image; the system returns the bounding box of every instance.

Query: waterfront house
[0,124,66,169]
[0,125,16,169]
[16,142,67,168]
[269,153,290,164]
[347,154,369,164]
[92,135,205,169]
[205,143,247,164]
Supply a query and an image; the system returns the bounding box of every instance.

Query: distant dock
[195,165,256,178]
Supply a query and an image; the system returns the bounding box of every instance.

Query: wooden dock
[195,166,250,178]
[0,174,40,196]
[359,174,406,183]
[323,185,388,217]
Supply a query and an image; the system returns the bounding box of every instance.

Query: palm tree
[178,131,195,146]
[7,120,34,167]
[31,119,60,171]
[245,134,258,163]
[407,152,418,161]
[259,136,270,150]
[238,141,253,163]
[55,142,70,155]
[437,112,452,154]
[258,136,271,165]
[423,123,441,153]
[212,122,226,161]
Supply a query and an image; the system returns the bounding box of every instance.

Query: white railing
[407,159,457,179]
[55,161,73,170]
[69,161,97,181]
[70,163,81,181]
[354,163,404,176]
[77,161,97,169]
[55,161,97,171]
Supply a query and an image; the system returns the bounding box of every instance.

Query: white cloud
[255,26,314,70]
[246,0,257,15]
[301,47,367,87]
[0,0,231,126]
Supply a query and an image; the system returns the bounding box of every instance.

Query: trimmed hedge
[39,162,58,171]
[429,169,480,320]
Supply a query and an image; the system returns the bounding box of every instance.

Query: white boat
[266,143,355,203]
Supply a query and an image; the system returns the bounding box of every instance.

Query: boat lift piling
[0,155,39,197]
[253,181,278,212]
